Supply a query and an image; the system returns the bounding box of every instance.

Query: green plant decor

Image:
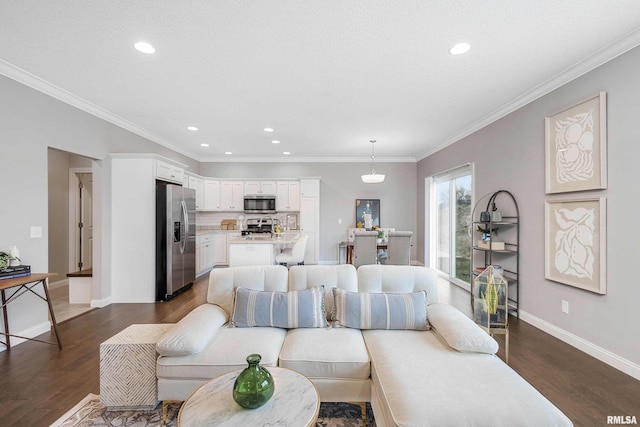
[0,251,20,270]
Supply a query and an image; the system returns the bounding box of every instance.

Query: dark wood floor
[1,275,638,426]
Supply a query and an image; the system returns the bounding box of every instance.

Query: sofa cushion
[156,304,228,356]
[363,329,573,427]
[279,328,370,380]
[231,286,327,328]
[356,265,439,304]
[156,326,286,380]
[428,302,499,354]
[207,265,289,316]
[333,288,429,330]
[288,264,358,320]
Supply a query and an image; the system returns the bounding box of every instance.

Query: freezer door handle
[180,200,188,254]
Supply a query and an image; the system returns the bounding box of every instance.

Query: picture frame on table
[545,91,607,194]
[544,196,606,294]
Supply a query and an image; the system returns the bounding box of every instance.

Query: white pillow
[428,303,499,354]
[156,304,228,356]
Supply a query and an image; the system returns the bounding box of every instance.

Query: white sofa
[155,264,572,426]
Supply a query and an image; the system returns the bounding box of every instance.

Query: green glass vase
[233,354,275,409]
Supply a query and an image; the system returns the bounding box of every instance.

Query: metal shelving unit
[471,190,520,318]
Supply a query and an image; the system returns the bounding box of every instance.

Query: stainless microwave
[244,195,276,213]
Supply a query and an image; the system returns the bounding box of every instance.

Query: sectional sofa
[154,264,572,426]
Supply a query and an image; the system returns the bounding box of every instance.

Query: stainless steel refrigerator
[156,182,196,300]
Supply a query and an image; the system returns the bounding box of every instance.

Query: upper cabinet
[244,181,277,195]
[156,160,184,184]
[276,181,300,212]
[204,179,221,211]
[220,181,244,211]
[300,178,320,198]
[186,175,204,210]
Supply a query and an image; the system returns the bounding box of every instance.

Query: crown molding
[0,59,200,161]
[416,27,640,161]
[198,155,417,163]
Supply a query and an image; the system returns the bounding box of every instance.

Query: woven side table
[100,323,174,409]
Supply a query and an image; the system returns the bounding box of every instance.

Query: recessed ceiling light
[264,127,274,132]
[272,140,280,144]
[200,143,209,147]
[187,126,198,131]
[283,152,291,155]
[134,41,156,54]
[225,151,232,155]
[449,42,470,55]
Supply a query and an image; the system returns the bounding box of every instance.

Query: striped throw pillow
[231,286,327,328]
[332,288,429,330]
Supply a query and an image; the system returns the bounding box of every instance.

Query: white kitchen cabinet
[212,233,228,265]
[276,181,300,212]
[244,181,276,195]
[197,234,215,275]
[187,175,204,210]
[300,178,320,197]
[156,160,184,184]
[220,181,244,211]
[299,178,320,264]
[204,179,221,211]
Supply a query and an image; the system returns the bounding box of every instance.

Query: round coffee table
[178,367,320,426]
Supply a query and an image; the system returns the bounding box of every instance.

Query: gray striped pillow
[231,286,327,328]
[332,288,429,330]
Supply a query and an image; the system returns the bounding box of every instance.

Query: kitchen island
[227,233,300,267]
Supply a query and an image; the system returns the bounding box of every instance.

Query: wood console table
[0,273,62,350]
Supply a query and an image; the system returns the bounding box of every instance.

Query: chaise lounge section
[153,264,572,426]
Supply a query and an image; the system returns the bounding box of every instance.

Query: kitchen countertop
[228,232,300,245]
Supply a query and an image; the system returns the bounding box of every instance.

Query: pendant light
[361,140,385,183]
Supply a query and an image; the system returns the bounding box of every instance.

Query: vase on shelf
[233,353,275,409]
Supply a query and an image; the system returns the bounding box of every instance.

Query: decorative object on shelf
[545,91,607,194]
[361,140,385,183]
[473,264,509,363]
[544,196,606,294]
[355,199,380,230]
[233,354,275,409]
[0,250,20,270]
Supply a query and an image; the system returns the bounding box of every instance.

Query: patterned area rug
[50,394,376,426]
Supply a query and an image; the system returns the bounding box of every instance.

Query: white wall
[417,45,640,378]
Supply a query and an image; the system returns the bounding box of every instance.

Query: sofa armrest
[156,304,228,356]
[428,303,499,355]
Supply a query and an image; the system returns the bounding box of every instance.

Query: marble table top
[178,367,319,427]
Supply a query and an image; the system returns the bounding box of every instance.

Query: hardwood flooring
[0,275,638,427]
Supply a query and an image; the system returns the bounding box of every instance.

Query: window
[429,165,473,287]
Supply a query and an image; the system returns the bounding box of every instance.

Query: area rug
[50,394,376,426]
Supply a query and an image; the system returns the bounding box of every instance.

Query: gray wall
[200,162,417,262]
[417,45,640,369]
[0,74,198,348]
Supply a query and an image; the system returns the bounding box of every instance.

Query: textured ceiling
[1,1,640,162]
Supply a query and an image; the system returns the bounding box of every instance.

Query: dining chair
[384,231,412,265]
[276,235,308,267]
[353,231,379,268]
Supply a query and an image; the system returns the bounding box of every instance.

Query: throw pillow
[427,303,499,354]
[332,288,429,330]
[231,286,327,328]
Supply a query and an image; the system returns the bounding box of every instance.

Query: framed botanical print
[545,92,607,194]
[545,197,606,294]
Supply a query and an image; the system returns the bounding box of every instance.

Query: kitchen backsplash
[196,211,296,230]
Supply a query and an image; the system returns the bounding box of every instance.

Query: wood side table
[178,367,319,427]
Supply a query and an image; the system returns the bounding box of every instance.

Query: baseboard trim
[519,309,640,381]
[90,296,112,308]
[0,320,52,352]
